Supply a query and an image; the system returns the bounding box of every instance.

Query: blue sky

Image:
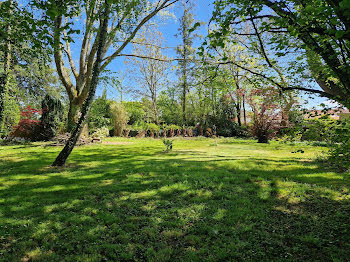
[61,0,332,109]
[97,0,214,100]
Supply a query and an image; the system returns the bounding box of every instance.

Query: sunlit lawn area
[0,138,349,261]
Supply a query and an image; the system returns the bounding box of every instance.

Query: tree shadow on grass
[0,145,349,261]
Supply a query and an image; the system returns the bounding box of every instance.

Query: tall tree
[219,42,252,126]
[47,0,178,165]
[207,0,350,108]
[35,0,178,132]
[127,26,169,124]
[0,1,12,134]
[0,0,52,135]
[100,71,129,102]
[176,0,197,124]
[52,0,111,166]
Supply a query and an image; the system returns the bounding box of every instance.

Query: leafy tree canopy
[204,0,350,108]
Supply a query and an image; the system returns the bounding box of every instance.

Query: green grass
[0,137,349,261]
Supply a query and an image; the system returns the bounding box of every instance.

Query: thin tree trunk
[243,94,247,125]
[152,96,159,124]
[235,79,242,126]
[182,36,188,125]
[182,80,187,124]
[236,102,242,126]
[182,84,186,123]
[52,0,110,166]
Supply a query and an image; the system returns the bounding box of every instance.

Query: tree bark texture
[52,1,110,166]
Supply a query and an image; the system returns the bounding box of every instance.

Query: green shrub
[91,127,109,139]
[166,124,181,131]
[128,122,147,137]
[132,122,147,131]
[280,117,339,143]
[124,102,145,125]
[302,117,336,142]
[278,132,303,144]
[0,137,30,145]
[145,123,160,137]
[89,91,111,133]
[326,118,350,172]
[1,87,20,137]
[217,124,249,137]
[110,102,129,136]
[39,95,63,141]
[128,129,139,137]
[146,123,160,132]
[282,115,349,172]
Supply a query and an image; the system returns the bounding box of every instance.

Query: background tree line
[0,0,349,169]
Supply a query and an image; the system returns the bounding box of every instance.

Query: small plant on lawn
[210,140,218,146]
[163,139,173,152]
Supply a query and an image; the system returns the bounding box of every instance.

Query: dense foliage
[39,95,64,141]
[0,79,20,137]
[110,102,129,137]
[207,0,350,107]
[327,118,350,172]
[9,106,42,141]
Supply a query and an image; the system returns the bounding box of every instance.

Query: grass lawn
[0,137,349,261]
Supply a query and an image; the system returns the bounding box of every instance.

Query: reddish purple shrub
[10,106,42,140]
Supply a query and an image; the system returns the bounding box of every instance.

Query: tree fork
[52,0,110,167]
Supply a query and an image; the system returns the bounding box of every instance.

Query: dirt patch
[102,141,134,145]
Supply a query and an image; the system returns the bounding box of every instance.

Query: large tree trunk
[53,11,91,137]
[52,0,110,166]
[67,98,82,131]
[67,98,89,137]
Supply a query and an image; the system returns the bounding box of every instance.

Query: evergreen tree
[39,94,63,141]
[176,1,198,125]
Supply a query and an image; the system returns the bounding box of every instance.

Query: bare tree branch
[218,60,335,99]
[53,15,75,100]
[100,0,179,71]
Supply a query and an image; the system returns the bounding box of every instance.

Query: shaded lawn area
[0,138,349,261]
